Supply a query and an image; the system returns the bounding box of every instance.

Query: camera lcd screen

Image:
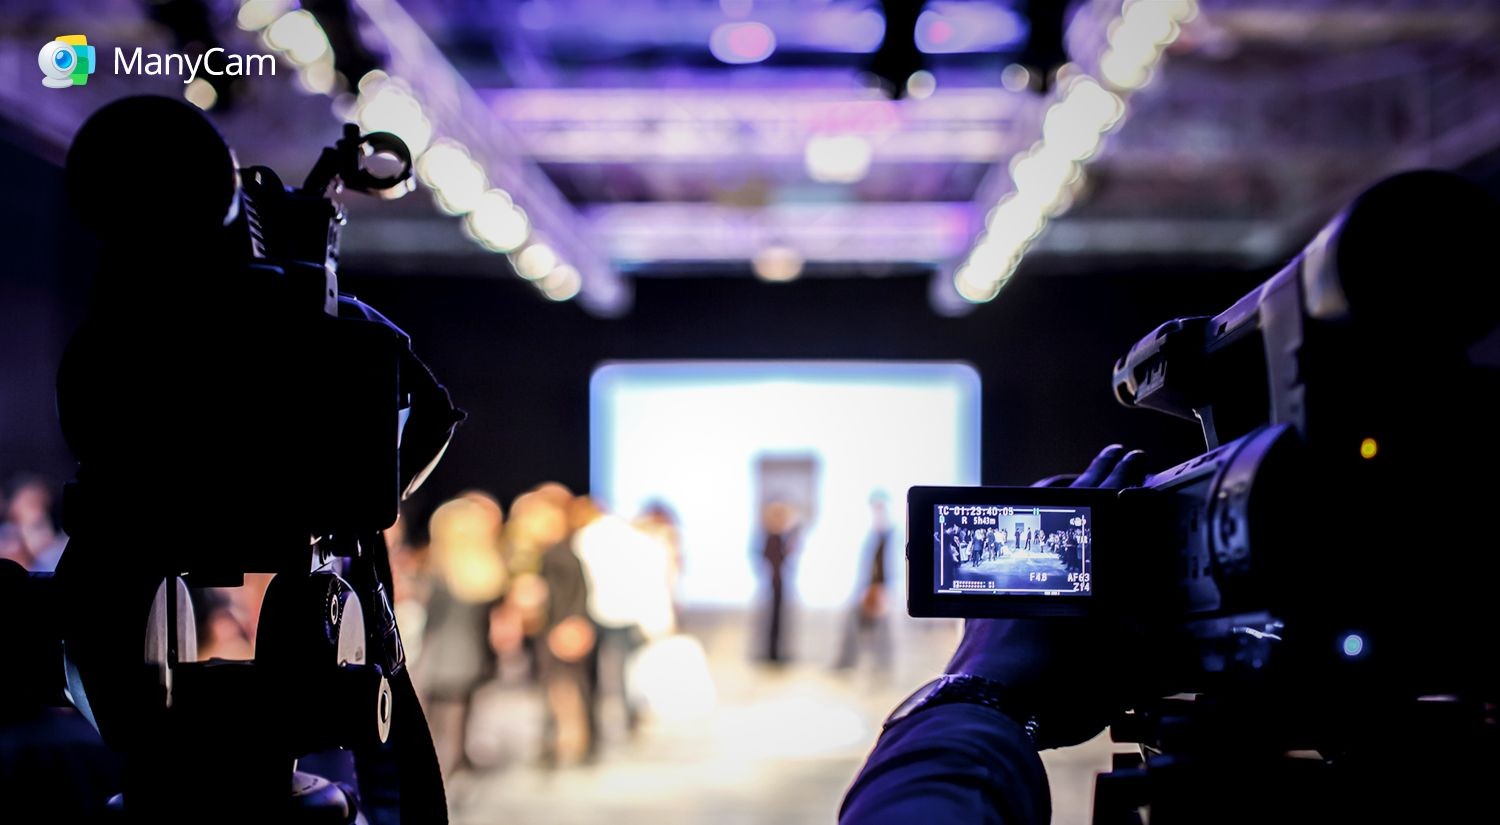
[932,504,1092,597]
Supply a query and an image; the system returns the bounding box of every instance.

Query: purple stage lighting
[916,3,1027,55]
[711,21,777,65]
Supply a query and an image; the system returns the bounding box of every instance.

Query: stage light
[514,242,560,281]
[951,0,1199,307]
[710,22,777,65]
[299,57,338,95]
[752,246,805,282]
[915,10,957,53]
[805,135,873,184]
[354,80,433,158]
[849,10,889,52]
[418,140,489,215]
[237,1,598,306]
[985,197,1046,245]
[184,77,217,111]
[466,191,530,253]
[954,266,1002,303]
[237,0,294,31]
[541,264,583,301]
[906,70,938,99]
[266,10,329,66]
[1002,63,1032,92]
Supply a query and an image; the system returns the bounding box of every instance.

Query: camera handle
[303,124,413,200]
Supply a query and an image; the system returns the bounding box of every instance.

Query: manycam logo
[38,35,277,88]
[39,35,95,88]
[114,46,277,84]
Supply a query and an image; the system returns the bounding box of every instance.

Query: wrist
[884,673,1039,745]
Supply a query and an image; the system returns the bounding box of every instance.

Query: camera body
[909,171,1500,703]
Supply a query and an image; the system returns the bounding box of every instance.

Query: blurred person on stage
[633,500,684,611]
[758,501,800,664]
[510,485,597,765]
[835,492,893,673]
[417,492,508,776]
[572,497,676,735]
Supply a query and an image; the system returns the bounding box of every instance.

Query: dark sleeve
[840,704,1050,825]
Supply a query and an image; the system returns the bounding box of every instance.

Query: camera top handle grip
[303,123,414,200]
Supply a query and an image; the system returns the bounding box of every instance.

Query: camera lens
[38,41,74,83]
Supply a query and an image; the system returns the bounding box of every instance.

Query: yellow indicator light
[1359,438,1378,460]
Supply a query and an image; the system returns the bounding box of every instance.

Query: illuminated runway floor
[447,609,1113,825]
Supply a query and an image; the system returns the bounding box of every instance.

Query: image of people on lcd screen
[932,504,1092,597]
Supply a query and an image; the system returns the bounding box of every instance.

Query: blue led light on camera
[1341,633,1365,658]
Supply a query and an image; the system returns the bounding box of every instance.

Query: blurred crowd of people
[390,484,688,774]
[2,469,896,785]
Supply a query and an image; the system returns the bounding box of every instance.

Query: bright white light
[590,362,981,607]
[752,245,804,282]
[805,135,873,184]
[1099,47,1156,91]
[954,266,1002,303]
[357,69,388,94]
[355,82,433,158]
[1070,77,1126,127]
[540,264,582,301]
[237,0,294,32]
[299,57,338,95]
[966,238,1017,277]
[952,0,1193,306]
[184,77,217,111]
[985,198,1046,246]
[266,10,329,66]
[1053,77,1124,132]
[1012,150,1078,207]
[906,70,938,100]
[1047,179,1080,217]
[626,635,716,721]
[1043,110,1104,162]
[417,140,489,215]
[1118,1,1180,49]
[1042,79,1123,161]
[465,190,530,252]
[1100,1,1182,94]
[1163,0,1201,23]
[514,242,559,281]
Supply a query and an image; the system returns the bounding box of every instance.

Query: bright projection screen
[590,362,981,607]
